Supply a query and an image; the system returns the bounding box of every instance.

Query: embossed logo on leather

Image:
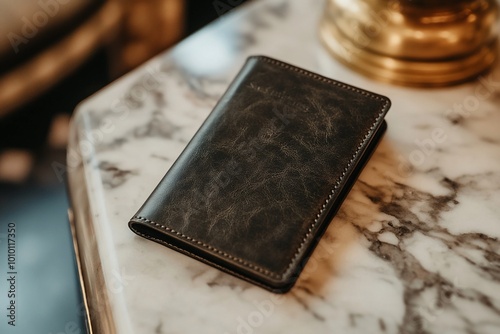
[248,82,311,112]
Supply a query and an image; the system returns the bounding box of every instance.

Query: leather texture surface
[129,56,391,292]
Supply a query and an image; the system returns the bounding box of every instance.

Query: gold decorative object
[319,0,499,87]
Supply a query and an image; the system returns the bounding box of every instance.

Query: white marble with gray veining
[67,0,500,333]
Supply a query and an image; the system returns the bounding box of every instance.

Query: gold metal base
[320,20,498,87]
[319,0,499,87]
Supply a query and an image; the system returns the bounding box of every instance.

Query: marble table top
[67,0,500,333]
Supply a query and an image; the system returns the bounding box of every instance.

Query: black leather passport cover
[129,56,391,293]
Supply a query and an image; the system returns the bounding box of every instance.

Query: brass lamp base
[320,0,499,87]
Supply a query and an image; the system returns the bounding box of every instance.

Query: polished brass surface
[68,130,117,334]
[320,0,499,86]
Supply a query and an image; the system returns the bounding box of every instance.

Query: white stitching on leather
[132,216,277,277]
[132,56,390,280]
[130,226,278,290]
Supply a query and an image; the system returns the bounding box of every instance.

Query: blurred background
[0,0,247,332]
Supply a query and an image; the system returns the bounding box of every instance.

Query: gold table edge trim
[67,145,118,334]
[68,208,94,334]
